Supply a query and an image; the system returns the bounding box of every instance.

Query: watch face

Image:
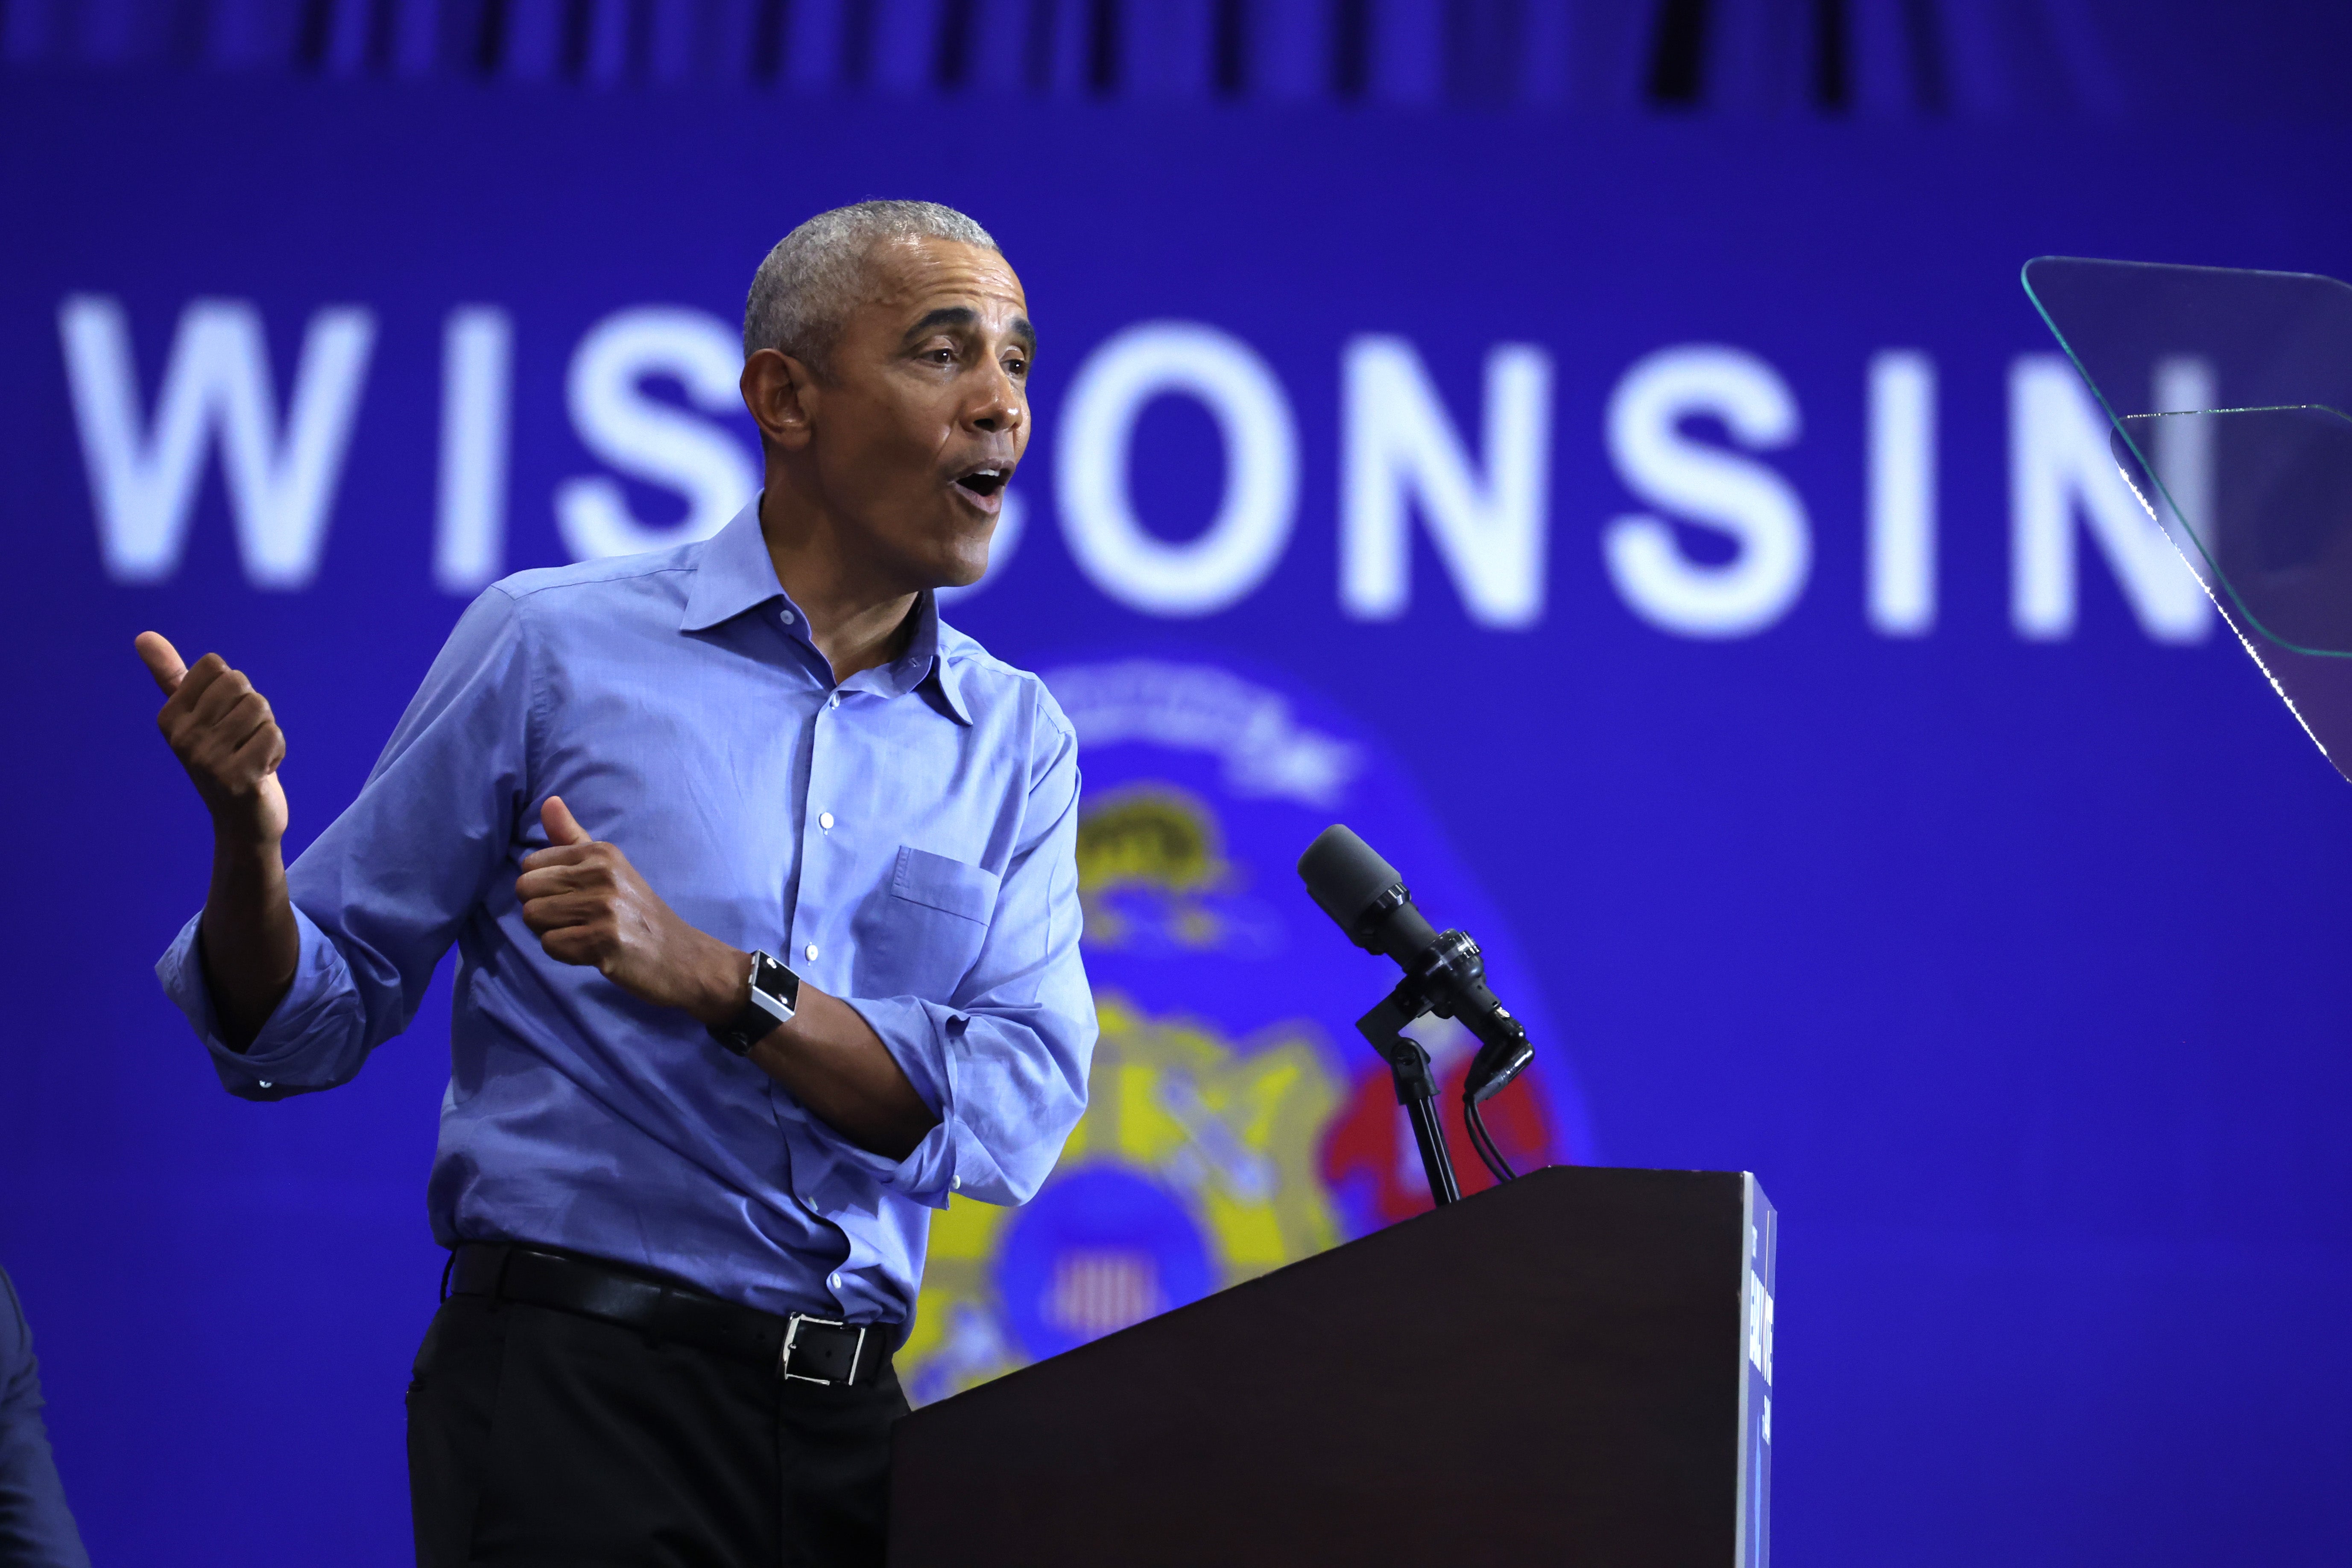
[751,951,798,1022]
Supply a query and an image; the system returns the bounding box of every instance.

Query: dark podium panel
[891,1165,1778,1567]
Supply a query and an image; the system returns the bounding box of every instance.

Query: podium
[889,1165,1778,1566]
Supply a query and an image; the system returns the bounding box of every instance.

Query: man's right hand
[137,632,289,846]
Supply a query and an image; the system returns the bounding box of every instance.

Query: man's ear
[742,348,821,453]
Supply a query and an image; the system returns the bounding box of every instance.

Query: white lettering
[1603,346,1811,638]
[60,294,375,589]
[2009,355,2209,643]
[1340,336,1552,628]
[434,306,514,594]
[1056,322,1297,617]
[555,307,757,561]
[1867,351,1936,636]
[2151,355,2217,572]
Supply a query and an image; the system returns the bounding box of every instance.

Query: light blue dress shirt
[157,500,1095,1332]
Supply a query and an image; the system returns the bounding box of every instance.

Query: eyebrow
[903,307,1037,353]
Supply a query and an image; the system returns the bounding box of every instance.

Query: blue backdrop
[6,67,2352,1566]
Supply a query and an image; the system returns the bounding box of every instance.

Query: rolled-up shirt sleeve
[834,712,1094,1209]
[155,587,535,1099]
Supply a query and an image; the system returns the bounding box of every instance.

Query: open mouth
[954,465,1009,500]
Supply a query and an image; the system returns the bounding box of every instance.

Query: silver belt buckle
[779,1311,866,1386]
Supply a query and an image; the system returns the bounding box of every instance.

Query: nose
[968,360,1024,436]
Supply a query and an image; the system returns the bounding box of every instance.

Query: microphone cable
[1464,1091,1517,1185]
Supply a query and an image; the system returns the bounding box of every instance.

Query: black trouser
[406,1293,907,1568]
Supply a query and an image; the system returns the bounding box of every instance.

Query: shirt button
[828,693,841,709]
[804,943,819,962]
[780,609,796,626]
[819,812,834,831]
[257,1080,273,1089]
[828,1273,843,1291]
[950,1175,961,1192]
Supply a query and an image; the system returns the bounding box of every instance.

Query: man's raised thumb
[542,796,594,847]
[135,631,188,695]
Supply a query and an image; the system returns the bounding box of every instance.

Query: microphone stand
[1356,980,1462,1207]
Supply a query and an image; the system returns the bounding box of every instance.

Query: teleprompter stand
[1357,980,1462,1205]
[890,1165,1779,1567]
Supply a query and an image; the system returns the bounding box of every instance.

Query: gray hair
[742,199,1000,373]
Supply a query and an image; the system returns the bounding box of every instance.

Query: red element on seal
[1318,1053,1556,1229]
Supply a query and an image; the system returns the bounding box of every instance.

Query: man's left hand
[517,797,741,1023]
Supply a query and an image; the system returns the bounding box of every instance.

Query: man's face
[793,236,1033,590]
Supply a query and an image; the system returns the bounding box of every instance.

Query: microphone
[1296,825,1534,1103]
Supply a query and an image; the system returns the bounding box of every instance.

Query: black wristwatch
[708,949,801,1056]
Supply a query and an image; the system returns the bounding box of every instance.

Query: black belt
[448,1243,891,1388]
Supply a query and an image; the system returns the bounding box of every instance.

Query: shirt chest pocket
[848,846,1001,1002]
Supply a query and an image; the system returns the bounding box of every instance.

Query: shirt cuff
[837,995,969,1209]
[155,906,367,1100]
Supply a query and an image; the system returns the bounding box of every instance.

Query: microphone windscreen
[1296,824,1402,927]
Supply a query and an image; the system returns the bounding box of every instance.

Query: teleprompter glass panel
[2025,257,2352,780]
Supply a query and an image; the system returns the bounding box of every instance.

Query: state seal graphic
[898,657,1592,1404]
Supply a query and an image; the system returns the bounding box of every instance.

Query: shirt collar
[679,499,786,633]
[898,592,973,726]
[679,497,972,726]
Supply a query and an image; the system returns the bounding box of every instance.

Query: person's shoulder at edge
[0,1266,29,1383]
[934,619,1077,747]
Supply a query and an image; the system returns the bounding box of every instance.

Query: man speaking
[135,201,1092,1567]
